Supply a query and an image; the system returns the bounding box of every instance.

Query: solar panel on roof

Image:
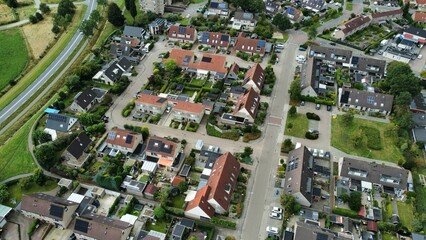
[156,98,167,103]
[201,32,210,43]
[178,26,186,34]
[125,135,133,144]
[210,2,218,8]
[75,219,89,233]
[352,56,359,64]
[367,96,375,104]
[243,12,252,19]
[49,205,64,218]
[220,35,229,41]
[257,41,266,48]
[202,57,212,62]
[218,3,226,8]
[107,131,116,140]
[287,8,294,14]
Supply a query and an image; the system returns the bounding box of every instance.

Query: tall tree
[289,77,301,101]
[80,19,97,36]
[33,168,46,186]
[272,14,292,31]
[384,61,420,97]
[89,9,102,23]
[5,0,18,8]
[39,3,51,14]
[348,191,362,211]
[107,2,125,27]
[125,0,137,18]
[0,184,9,204]
[57,0,76,17]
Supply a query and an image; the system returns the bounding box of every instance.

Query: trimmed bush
[210,217,237,229]
[306,112,320,121]
[332,207,358,218]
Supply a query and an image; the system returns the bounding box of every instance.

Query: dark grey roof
[76,196,94,216]
[200,149,222,169]
[127,180,146,192]
[412,128,426,142]
[66,133,92,160]
[123,26,145,38]
[412,233,426,240]
[46,113,77,132]
[172,224,185,237]
[303,0,325,11]
[373,207,382,221]
[294,222,335,240]
[234,11,255,21]
[309,46,352,63]
[179,164,191,177]
[340,157,409,191]
[209,1,228,9]
[285,146,314,205]
[404,25,426,39]
[284,231,294,240]
[313,187,322,197]
[411,92,426,112]
[148,18,166,27]
[75,88,97,109]
[352,57,386,76]
[137,230,149,240]
[230,86,246,95]
[180,218,194,229]
[104,58,132,82]
[146,138,174,155]
[340,88,394,112]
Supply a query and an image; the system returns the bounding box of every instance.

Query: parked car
[269,212,283,220]
[301,101,305,106]
[324,151,331,159]
[299,47,307,51]
[166,106,171,113]
[327,105,332,111]
[276,43,285,49]
[329,42,336,46]
[271,207,283,214]
[266,226,279,234]
[275,49,282,53]
[316,103,321,110]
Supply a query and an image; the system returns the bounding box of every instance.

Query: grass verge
[0,5,86,111]
[0,28,28,91]
[331,116,404,163]
[6,180,57,207]
[346,2,353,10]
[284,113,309,138]
[397,202,414,231]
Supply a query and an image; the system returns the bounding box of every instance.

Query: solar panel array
[125,135,133,144]
[220,34,229,41]
[287,161,299,172]
[202,56,212,62]
[257,40,266,48]
[156,98,167,103]
[367,96,375,104]
[107,131,116,140]
[183,55,191,66]
[178,26,186,34]
[74,219,89,233]
[49,205,64,218]
[48,114,67,123]
[201,32,210,43]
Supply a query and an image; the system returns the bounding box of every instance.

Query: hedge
[108,196,120,216]
[206,124,240,141]
[159,82,169,93]
[243,132,261,142]
[306,112,320,121]
[332,207,358,218]
[315,98,335,105]
[187,122,199,132]
[165,206,184,216]
[210,217,237,229]
[28,219,39,237]
[122,101,135,117]
[305,131,319,139]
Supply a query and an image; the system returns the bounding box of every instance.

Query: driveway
[317,0,364,32]
[2,211,32,240]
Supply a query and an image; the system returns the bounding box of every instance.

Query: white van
[276,43,285,49]
[296,55,306,62]
[142,43,152,53]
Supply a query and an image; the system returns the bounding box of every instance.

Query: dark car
[324,151,331,159]
[329,42,336,46]
[327,105,332,111]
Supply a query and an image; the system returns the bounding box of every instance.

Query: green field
[0,29,28,92]
[397,202,415,231]
[331,116,404,163]
[284,113,309,138]
[0,5,86,112]
[6,180,57,207]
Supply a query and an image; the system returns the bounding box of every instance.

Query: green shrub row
[28,219,39,237]
[306,112,320,121]
[332,207,358,218]
[122,101,135,117]
[210,217,237,229]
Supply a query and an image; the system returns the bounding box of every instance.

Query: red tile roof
[172,100,205,113]
[229,63,240,75]
[372,9,402,19]
[172,176,186,187]
[342,16,371,34]
[207,152,241,212]
[136,93,168,106]
[367,221,378,232]
[168,25,197,42]
[144,183,158,195]
[417,0,426,4]
[201,32,230,48]
[244,63,265,90]
[413,11,426,22]
[185,185,215,218]
[146,136,178,158]
[166,48,194,66]
[106,127,141,149]
[233,87,260,121]
[235,37,266,55]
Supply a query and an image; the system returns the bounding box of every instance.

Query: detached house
[199,32,230,50]
[74,214,133,240]
[231,11,257,31]
[71,88,107,113]
[106,127,143,155]
[148,18,166,35]
[283,7,303,23]
[20,193,79,229]
[413,11,426,22]
[185,152,240,220]
[93,58,132,85]
[403,25,426,44]
[135,93,168,115]
[303,0,326,13]
[243,63,265,93]
[231,87,260,123]
[170,100,205,123]
[168,25,198,43]
[235,33,267,56]
[334,16,371,40]
[338,88,394,115]
[226,63,240,81]
[62,133,92,168]
[45,113,77,140]
[145,136,180,167]
[285,146,314,207]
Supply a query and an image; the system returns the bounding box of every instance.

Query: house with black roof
[123,25,148,39]
[171,224,186,239]
[45,113,78,133]
[121,177,147,196]
[93,58,132,85]
[148,18,166,35]
[232,11,257,31]
[303,0,326,12]
[71,88,107,113]
[207,1,229,17]
[265,0,279,15]
[338,87,394,115]
[62,133,92,168]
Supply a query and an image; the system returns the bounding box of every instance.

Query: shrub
[210,217,237,229]
[108,197,120,215]
[187,122,199,132]
[281,139,295,153]
[289,106,297,116]
[165,206,184,216]
[360,126,382,150]
[243,132,261,142]
[28,219,39,237]
[332,208,358,218]
[306,112,320,120]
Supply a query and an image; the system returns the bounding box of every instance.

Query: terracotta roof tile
[372,9,402,19]
[136,94,168,106]
[167,49,227,74]
[185,185,215,218]
[342,16,371,34]
[233,87,260,120]
[172,100,205,113]
[146,136,178,158]
[144,183,158,195]
[200,31,230,48]
[166,48,194,66]
[244,63,265,90]
[172,176,186,186]
[106,127,142,149]
[168,25,197,41]
[235,37,266,55]
[413,11,426,22]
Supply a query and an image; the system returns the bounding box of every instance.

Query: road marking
[0,0,95,122]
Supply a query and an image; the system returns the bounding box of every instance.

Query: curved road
[0,0,97,125]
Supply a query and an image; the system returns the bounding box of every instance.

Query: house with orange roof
[166,48,195,67]
[235,33,266,56]
[232,87,260,123]
[227,63,240,81]
[199,31,230,50]
[405,0,426,9]
[106,127,143,155]
[169,99,206,123]
[242,63,265,93]
[184,152,240,220]
[145,136,181,168]
[171,175,186,187]
[135,93,168,115]
[413,11,426,22]
[168,25,198,43]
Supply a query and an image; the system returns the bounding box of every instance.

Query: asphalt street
[0,0,97,125]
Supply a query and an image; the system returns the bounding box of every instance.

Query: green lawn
[178,18,189,26]
[346,2,353,10]
[397,202,415,231]
[274,33,289,43]
[382,233,398,240]
[171,195,186,209]
[139,174,150,183]
[192,0,205,3]
[16,4,36,21]
[0,28,28,92]
[113,0,125,8]
[89,161,104,173]
[0,5,86,112]
[331,116,404,163]
[284,113,309,138]
[7,180,57,207]
[190,79,205,86]
[146,219,169,233]
[204,81,213,88]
